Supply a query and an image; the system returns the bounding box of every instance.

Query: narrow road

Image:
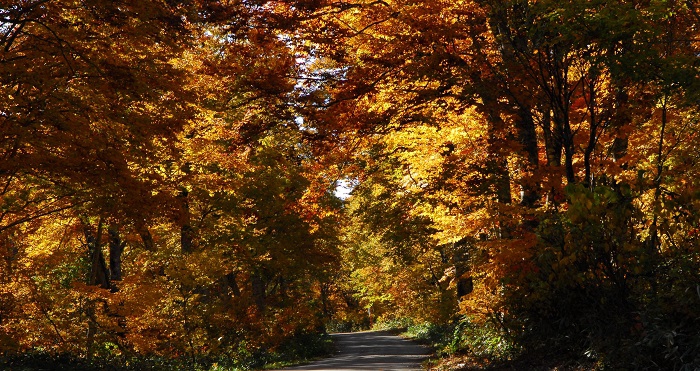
[281,330,431,371]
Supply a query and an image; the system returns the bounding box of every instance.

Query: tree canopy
[1,0,700,369]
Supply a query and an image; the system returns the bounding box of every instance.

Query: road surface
[280,330,431,371]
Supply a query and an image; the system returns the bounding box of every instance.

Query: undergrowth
[0,331,334,371]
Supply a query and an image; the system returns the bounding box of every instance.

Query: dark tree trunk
[136,221,156,251]
[251,271,266,313]
[611,87,630,165]
[490,155,512,204]
[516,108,540,206]
[557,109,576,185]
[482,95,512,205]
[225,271,241,297]
[108,226,125,282]
[84,221,110,290]
[584,78,598,189]
[451,238,474,299]
[542,109,563,167]
[83,219,109,361]
[178,189,194,253]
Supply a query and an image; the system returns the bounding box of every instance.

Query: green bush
[403,317,515,361]
[324,319,368,333]
[0,331,334,371]
[372,317,414,331]
[497,184,700,369]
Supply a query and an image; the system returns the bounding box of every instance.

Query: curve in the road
[280,330,432,371]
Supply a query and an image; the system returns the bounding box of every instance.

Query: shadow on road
[280,330,431,371]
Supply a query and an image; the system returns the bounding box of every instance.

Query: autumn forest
[1,0,700,370]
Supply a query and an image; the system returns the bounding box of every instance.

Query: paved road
[280,330,431,371]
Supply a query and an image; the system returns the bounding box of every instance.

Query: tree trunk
[83,218,110,361]
[136,221,156,251]
[557,109,576,185]
[489,153,512,204]
[543,108,563,167]
[85,220,110,290]
[225,271,241,297]
[610,87,630,166]
[584,77,599,189]
[251,271,266,313]
[178,189,195,253]
[516,107,540,206]
[108,226,125,282]
[452,238,473,299]
[481,93,512,205]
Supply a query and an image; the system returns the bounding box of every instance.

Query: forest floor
[277,330,431,370]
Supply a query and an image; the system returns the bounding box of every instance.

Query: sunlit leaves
[312,0,700,367]
[2,0,700,368]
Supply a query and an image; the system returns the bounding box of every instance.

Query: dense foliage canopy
[1,0,700,369]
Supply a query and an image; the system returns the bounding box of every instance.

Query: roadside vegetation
[2,1,700,370]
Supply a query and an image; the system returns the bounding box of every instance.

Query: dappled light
[1,1,700,370]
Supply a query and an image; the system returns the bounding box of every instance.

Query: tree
[300,0,700,367]
[0,0,343,365]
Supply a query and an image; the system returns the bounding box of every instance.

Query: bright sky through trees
[1,1,700,370]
